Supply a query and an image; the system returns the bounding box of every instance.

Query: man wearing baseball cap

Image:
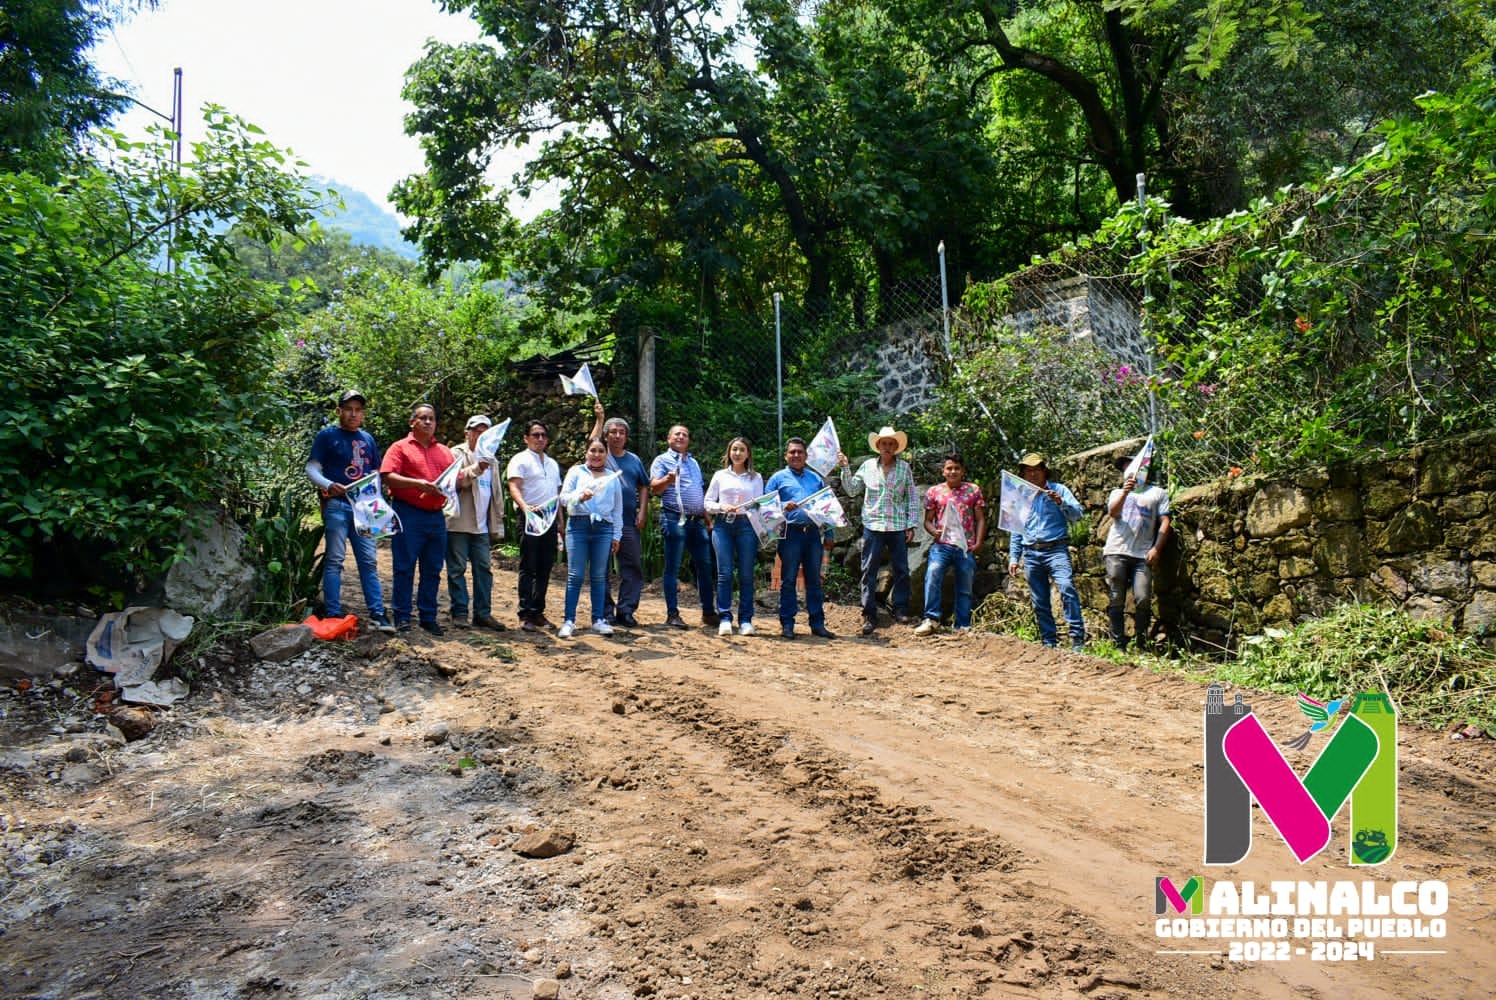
[305,390,395,633]
[1007,452,1086,651]
[445,414,507,631]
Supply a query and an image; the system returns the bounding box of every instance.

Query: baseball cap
[338,389,366,406]
[465,414,493,431]
[1018,452,1048,468]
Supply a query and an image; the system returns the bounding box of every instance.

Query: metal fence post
[938,240,951,358]
[774,292,784,449]
[1136,173,1157,437]
[638,325,657,449]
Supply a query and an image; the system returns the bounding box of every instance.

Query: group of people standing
[310,390,1171,650]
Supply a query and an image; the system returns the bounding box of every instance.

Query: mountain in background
[312,176,419,259]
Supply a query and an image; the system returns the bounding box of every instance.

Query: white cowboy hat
[867,426,908,454]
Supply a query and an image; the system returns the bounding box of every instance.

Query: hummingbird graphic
[1283,692,1345,750]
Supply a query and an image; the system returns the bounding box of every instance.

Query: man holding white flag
[305,390,394,633]
[1006,452,1087,651]
[649,424,716,629]
[765,437,835,639]
[381,403,456,636]
[507,419,564,632]
[1103,448,1172,649]
[445,414,508,632]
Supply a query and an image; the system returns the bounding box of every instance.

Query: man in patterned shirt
[837,425,921,636]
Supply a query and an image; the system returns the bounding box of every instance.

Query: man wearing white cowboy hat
[838,425,921,636]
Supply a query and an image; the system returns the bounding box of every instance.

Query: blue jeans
[923,543,976,627]
[1023,545,1085,647]
[445,530,493,620]
[391,501,446,625]
[777,525,825,627]
[565,517,614,624]
[661,514,714,617]
[712,517,758,623]
[320,498,385,619]
[860,528,910,620]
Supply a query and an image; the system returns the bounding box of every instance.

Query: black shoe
[395,621,413,633]
[520,619,539,633]
[702,610,720,626]
[860,620,876,637]
[533,616,557,630]
[666,615,688,630]
[449,615,471,629]
[370,614,396,634]
[616,613,640,629]
[780,624,796,639]
[419,621,445,637]
[894,613,911,626]
[472,615,507,632]
[811,626,835,639]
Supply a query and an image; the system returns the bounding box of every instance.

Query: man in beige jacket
[446,414,507,630]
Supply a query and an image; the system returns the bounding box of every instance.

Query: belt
[1025,538,1067,550]
[664,510,706,522]
[785,523,818,532]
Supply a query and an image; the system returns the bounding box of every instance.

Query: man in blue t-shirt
[305,390,394,632]
[590,404,651,627]
[765,437,836,640]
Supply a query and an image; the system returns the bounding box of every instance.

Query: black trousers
[517,520,558,621]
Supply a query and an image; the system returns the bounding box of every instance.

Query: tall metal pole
[773,292,784,449]
[1137,173,1157,437]
[938,240,951,358]
[171,67,183,171]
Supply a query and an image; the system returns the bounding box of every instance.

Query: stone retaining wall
[1057,430,1496,647]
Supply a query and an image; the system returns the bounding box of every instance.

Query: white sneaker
[558,621,575,638]
[739,621,755,636]
[718,619,733,636]
[591,619,614,635]
[914,618,937,635]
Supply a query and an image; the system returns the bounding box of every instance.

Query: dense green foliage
[0,111,321,588]
[937,72,1496,487]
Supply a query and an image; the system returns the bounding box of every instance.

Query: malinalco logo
[1155,876,1204,915]
[1203,684,1397,866]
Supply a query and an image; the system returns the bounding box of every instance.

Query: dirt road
[2,567,1491,999]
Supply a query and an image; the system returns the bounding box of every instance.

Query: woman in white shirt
[558,438,623,637]
[705,437,764,636]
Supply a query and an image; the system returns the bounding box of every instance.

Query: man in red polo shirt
[380,403,455,635]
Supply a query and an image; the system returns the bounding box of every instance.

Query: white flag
[347,472,401,538]
[1124,436,1155,487]
[524,495,560,536]
[745,491,788,545]
[800,486,848,529]
[998,470,1043,534]
[474,418,512,463]
[560,363,598,397]
[940,499,969,552]
[805,417,840,477]
[435,457,463,518]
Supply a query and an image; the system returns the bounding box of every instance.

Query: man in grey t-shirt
[1102,454,1172,650]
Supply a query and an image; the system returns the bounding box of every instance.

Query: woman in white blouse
[704,437,764,636]
[558,438,623,637]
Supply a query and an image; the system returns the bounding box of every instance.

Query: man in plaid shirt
[838,425,921,636]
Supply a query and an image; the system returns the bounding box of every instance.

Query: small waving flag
[524,495,560,536]
[745,491,788,545]
[800,486,848,529]
[348,472,401,538]
[805,417,840,478]
[560,363,597,398]
[997,470,1042,534]
[434,457,463,518]
[474,417,512,464]
[1124,435,1155,487]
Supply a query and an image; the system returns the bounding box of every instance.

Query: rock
[514,828,575,859]
[611,698,626,715]
[1245,485,1313,537]
[554,962,573,980]
[1378,501,1442,554]
[164,508,257,618]
[1460,591,1496,631]
[0,611,96,683]
[105,705,157,741]
[423,723,451,745]
[1314,523,1371,577]
[248,624,314,663]
[1409,558,1471,600]
[60,763,106,786]
[532,980,561,1000]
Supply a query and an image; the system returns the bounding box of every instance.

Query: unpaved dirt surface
[2,560,1492,999]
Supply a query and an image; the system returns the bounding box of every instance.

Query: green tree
[0,110,320,589]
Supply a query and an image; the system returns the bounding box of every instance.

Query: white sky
[92,0,547,220]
